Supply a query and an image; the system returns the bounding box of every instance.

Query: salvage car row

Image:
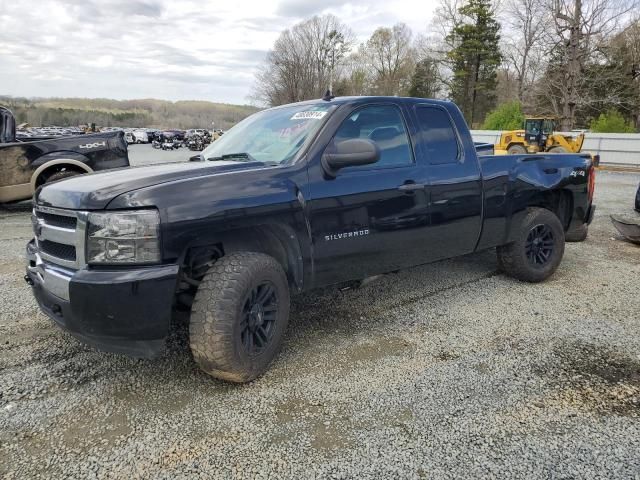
[0,105,227,203]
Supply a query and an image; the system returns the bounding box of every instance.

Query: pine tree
[409,59,440,99]
[446,0,501,127]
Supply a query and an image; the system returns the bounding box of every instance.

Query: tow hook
[24,275,34,286]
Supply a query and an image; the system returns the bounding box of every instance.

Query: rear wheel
[497,207,565,283]
[547,146,567,153]
[507,144,528,154]
[44,169,82,184]
[189,252,290,383]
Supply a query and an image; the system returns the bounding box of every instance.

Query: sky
[0,0,439,105]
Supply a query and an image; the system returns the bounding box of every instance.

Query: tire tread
[497,207,565,283]
[189,252,289,383]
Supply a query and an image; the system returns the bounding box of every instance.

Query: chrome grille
[39,240,76,261]
[32,206,88,269]
[36,211,77,229]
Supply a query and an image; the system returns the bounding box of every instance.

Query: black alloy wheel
[496,207,565,283]
[241,282,278,355]
[189,252,290,382]
[525,224,555,266]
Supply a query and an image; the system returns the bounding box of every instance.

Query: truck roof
[271,96,454,110]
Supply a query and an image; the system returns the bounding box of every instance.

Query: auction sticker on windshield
[290,111,328,120]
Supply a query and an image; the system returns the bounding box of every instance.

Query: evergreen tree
[409,59,440,99]
[446,0,501,127]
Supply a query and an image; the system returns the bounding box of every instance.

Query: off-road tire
[497,207,565,283]
[189,252,290,383]
[565,223,588,242]
[548,146,567,153]
[507,144,528,154]
[45,170,82,183]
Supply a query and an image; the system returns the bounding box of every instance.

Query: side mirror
[189,154,204,162]
[322,138,380,178]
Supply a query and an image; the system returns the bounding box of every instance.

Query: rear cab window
[414,106,460,165]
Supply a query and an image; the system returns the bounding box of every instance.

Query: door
[307,103,430,286]
[412,104,482,260]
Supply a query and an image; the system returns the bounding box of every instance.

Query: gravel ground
[0,159,639,478]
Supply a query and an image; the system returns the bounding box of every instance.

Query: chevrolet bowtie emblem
[35,219,44,238]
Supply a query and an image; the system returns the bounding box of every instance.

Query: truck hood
[35,160,265,210]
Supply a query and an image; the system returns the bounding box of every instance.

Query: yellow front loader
[496,117,585,154]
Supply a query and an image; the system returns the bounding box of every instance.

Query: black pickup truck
[0,106,129,203]
[25,97,596,382]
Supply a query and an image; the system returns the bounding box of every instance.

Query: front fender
[106,165,314,290]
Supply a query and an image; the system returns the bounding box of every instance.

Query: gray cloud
[237,16,287,32]
[0,0,438,104]
[67,0,164,21]
[276,0,350,17]
[120,0,164,17]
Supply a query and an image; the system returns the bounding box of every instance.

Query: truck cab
[524,117,555,150]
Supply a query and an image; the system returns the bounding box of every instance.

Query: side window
[332,105,413,169]
[415,106,460,165]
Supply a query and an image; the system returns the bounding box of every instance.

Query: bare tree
[604,17,640,127]
[362,23,416,96]
[546,0,639,130]
[501,0,549,102]
[334,51,371,96]
[252,15,354,106]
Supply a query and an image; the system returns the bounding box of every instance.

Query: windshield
[201,103,334,164]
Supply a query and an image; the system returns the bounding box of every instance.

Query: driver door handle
[398,182,426,192]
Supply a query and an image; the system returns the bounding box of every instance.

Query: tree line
[252,0,640,132]
[0,96,258,130]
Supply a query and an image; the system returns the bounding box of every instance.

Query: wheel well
[174,225,303,309]
[528,190,573,231]
[34,163,87,187]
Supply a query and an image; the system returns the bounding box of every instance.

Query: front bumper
[26,240,179,357]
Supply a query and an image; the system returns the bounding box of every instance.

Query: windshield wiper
[209,152,257,162]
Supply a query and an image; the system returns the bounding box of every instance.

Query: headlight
[86,210,161,265]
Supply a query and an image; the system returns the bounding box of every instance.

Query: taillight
[588,166,596,203]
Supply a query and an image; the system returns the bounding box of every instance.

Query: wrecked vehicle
[25,96,596,382]
[611,182,640,244]
[0,106,130,203]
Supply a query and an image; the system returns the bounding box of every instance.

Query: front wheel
[189,252,290,383]
[497,207,565,283]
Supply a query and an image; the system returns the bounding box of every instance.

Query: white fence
[471,130,640,167]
